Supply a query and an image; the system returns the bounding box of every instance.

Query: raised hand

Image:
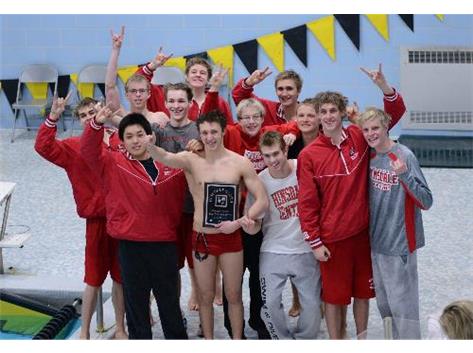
[110,26,125,49]
[346,102,360,123]
[209,65,229,92]
[50,91,73,121]
[95,103,115,124]
[360,63,394,95]
[245,67,272,87]
[150,47,173,70]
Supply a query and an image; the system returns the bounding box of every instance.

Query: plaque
[202,183,239,227]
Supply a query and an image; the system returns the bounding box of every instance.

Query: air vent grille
[408,50,473,63]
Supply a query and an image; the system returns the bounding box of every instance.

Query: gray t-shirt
[369,143,433,256]
[153,121,200,214]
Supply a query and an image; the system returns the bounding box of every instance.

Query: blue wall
[1,14,472,136]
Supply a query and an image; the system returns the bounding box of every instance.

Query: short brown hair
[259,130,287,152]
[164,82,193,102]
[73,97,97,119]
[313,91,348,113]
[125,74,150,92]
[185,57,213,79]
[274,70,303,92]
[297,98,317,113]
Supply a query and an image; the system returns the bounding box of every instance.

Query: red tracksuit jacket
[80,119,186,242]
[297,91,406,249]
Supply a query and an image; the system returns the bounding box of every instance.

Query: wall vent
[401,47,473,132]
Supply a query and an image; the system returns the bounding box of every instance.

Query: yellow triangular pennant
[256,32,284,72]
[163,57,187,73]
[365,15,389,41]
[307,16,336,61]
[70,73,78,86]
[207,45,235,87]
[117,65,139,84]
[435,15,444,21]
[70,73,94,99]
[25,83,48,100]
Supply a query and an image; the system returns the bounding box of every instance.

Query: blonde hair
[125,74,150,92]
[439,300,473,339]
[236,98,266,120]
[357,107,392,129]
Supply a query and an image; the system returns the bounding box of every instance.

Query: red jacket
[34,116,120,219]
[224,122,299,173]
[80,120,186,242]
[137,64,234,125]
[297,91,406,249]
[232,78,289,126]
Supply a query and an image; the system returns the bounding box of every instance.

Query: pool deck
[1,129,472,340]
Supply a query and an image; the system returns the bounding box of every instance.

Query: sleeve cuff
[90,119,104,131]
[303,232,323,249]
[384,88,398,102]
[143,63,154,75]
[241,78,253,90]
[45,116,58,128]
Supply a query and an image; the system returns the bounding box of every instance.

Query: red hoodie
[297,91,406,249]
[136,64,234,125]
[34,116,121,219]
[80,120,186,242]
[232,78,289,127]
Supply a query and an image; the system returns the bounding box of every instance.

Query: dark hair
[259,130,287,151]
[164,82,193,102]
[73,97,98,119]
[196,110,227,132]
[118,113,152,141]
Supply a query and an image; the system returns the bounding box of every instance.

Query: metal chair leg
[23,110,30,131]
[11,109,19,143]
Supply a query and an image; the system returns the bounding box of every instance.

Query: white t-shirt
[246,159,311,254]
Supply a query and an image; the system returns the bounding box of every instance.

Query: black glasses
[194,232,209,262]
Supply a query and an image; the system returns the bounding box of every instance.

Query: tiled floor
[1,129,472,339]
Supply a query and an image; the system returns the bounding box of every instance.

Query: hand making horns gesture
[110,26,125,49]
[50,91,73,120]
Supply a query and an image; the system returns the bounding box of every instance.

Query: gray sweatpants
[371,251,421,339]
[259,252,321,339]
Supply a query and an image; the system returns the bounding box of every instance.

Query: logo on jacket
[349,147,358,160]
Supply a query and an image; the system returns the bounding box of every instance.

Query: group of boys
[35,26,433,340]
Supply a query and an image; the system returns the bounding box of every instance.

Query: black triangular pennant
[399,15,414,31]
[334,14,360,50]
[97,83,106,97]
[184,52,208,62]
[233,39,258,74]
[0,79,19,112]
[281,25,308,67]
[51,75,71,98]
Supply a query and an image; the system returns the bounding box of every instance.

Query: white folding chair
[72,64,108,134]
[151,66,185,85]
[11,64,58,142]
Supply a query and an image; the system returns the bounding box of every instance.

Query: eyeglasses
[194,232,209,262]
[239,114,263,122]
[127,88,148,95]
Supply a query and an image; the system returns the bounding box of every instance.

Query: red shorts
[84,217,122,287]
[192,229,243,258]
[176,213,194,269]
[319,229,375,305]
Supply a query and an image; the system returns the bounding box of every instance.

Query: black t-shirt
[139,158,158,181]
[287,137,305,159]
